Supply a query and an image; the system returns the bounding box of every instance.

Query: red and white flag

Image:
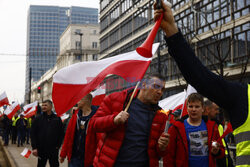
[4,101,21,119]
[21,148,32,158]
[52,44,159,116]
[22,101,38,118]
[60,113,70,122]
[159,84,197,117]
[23,101,38,114]
[91,84,106,106]
[0,91,9,107]
[159,91,186,111]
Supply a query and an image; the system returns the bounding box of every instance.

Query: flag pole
[124,81,141,113]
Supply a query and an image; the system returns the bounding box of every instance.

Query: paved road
[4,142,68,167]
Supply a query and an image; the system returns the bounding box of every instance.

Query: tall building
[30,24,100,102]
[25,5,98,103]
[99,0,250,96]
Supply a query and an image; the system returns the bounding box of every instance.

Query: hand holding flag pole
[124,81,141,113]
[164,110,172,132]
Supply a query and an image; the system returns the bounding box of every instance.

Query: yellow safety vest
[233,84,250,167]
[218,124,229,166]
[12,117,19,126]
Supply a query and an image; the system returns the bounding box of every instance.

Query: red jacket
[60,109,99,166]
[163,116,225,167]
[91,89,168,167]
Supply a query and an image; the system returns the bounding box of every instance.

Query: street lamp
[75,31,83,58]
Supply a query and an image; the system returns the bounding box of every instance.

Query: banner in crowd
[4,101,21,119]
[0,91,9,107]
[52,43,159,116]
[23,101,38,114]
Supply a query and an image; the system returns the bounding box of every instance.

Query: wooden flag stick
[124,81,141,113]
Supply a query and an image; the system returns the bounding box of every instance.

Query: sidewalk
[4,142,68,167]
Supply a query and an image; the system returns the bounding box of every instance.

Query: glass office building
[25,5,98,102]
[99,0,249,96]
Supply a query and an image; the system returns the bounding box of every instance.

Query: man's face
[41,102,52,113]
[208,103,219,119]
[187,100,203,122]
[142,77,165,104]
[77,96,90,109]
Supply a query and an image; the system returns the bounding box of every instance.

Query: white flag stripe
[53,43,159,84]
[186,84,197,97]
[23,101,38,111]
[4,101,19,115]
[0,92,7,101]
[21,148,29,156]
[91,85,106,97]
[159,91,186,111]
[60,113,69,121]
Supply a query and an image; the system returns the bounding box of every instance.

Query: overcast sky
[0,0,99,105]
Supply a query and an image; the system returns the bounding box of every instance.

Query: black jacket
[165,31,248,130]
[16,118,27,130]
[31,112,64,152]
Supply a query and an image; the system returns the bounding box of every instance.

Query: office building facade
[25,5,98,103]
[99,0,250,96]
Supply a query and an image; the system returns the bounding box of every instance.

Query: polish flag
[4,101,21,119]
[0,92,9,107]
[21,148,32,158]
[60,113,70,122]
[23,108,37,118]
[91,84,106,106]
[159,91,186,111]
[159,84,197,118]
[23,101,38,114]
[52,43,159,116]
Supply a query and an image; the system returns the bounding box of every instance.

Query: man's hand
[211,141,220,155]
[153,0,178,37]
[32,149,38,157]
[114,110,129,125]
[158,132,170,151]
[60,157,65,163]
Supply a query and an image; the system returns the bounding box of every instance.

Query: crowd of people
[1,113,33,147]
[1,1,249,167]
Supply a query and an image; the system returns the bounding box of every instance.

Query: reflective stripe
[236,155,250,166]
[235,131,250,144]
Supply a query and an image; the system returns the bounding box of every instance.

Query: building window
[76,41,81,50]
[92,54,98,61]
[92,42,98,48]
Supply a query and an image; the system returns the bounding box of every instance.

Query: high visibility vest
[12,117,19,126]
[218,124,229,166]
[233,84,250,167]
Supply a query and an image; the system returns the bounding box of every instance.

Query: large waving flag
[4,101,21,119]
[52,43,159,116]
[0,91,9,107]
